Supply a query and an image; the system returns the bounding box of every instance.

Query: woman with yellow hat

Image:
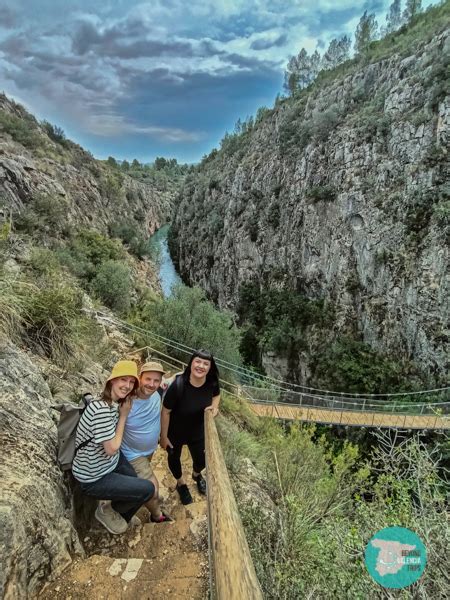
[72,360,155,534]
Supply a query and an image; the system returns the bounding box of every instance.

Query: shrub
[433,200,450,227]
[237,284,331,366]
[312,337,410,394]
[130,284,242,374]
[225,414,448,599]
[14,193,70,236]
[27,247,62,276]
[0,110,43,149]
[23,280,84,363]
[109,223,136,244]
[41,120,69,147]
[64,229,125,281]
[207,211,224,235]
[311,107,341,142]
[90,260,132,313]
[100,173,124,205]
[306,185,337,203]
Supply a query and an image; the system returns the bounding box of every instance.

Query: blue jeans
[79,452,154,522]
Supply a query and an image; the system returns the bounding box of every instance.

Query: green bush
[433,199,450,227]
[90,260,132,313]
[41,120,69,147]
[306,185,337,203]
[27,247,62,276]
[237,284,331,366]
[207,210,224,235]
[0,110,43,149]
[100,172,124,205]
[14,193,70,236]
[312,337,411,394]
[61,229,125,282]
[130,284,242,375]
[23,280,84,363]
[109,223,136,244]
[311,107,341,142]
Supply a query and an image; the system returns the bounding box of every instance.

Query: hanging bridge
[93,311,450,432]
[92,311,449,432]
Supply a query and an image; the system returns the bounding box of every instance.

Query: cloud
[250,33,287,51]
[1,0,435,162]
[85,113,205,142]
[0,5,17,28]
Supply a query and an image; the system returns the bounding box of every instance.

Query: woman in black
[160,349,220,505]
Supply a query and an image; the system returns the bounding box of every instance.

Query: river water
[150,224,181,297]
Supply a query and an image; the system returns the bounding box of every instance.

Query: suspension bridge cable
[93,310,450,399]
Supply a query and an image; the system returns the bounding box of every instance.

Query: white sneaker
[95,503,128,535]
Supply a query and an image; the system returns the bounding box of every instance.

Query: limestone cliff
[0,94,172,236]
[171,22,449,382]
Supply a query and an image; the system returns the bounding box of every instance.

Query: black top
[163,377,220,443]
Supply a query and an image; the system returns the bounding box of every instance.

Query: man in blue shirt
[121,361,172,523]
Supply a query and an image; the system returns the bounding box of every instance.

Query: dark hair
[183,349,220,386]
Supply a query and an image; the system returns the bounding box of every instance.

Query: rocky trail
[39,449,209,600]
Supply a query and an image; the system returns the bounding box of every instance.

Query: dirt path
[39,449,209,600]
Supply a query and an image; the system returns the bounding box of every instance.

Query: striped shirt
[72,400,119,483]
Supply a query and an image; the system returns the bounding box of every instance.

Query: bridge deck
[250,403,450,430]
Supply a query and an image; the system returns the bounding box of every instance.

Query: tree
[384,0,403,34]
[310,50,321,82]
[284,55,300,95]
[121,159,130,171]
[154,156,168,170]
[132,284,242,371]
[283,48,321,95]
[354,11,378,55]
[106,156,117,168]
[403,0,422,22]
[321,36,351,71]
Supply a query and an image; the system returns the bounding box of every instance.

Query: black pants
[167,438,206,480]
[79,452,154,522]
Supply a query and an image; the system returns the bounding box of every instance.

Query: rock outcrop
[171,27,449,381]
[0,94,172,236]
[0,341,83,599]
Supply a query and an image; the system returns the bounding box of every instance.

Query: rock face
[0,341,83,599]
[0,94,172,236]
[171,28,449,380]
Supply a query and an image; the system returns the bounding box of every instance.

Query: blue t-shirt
[121,391,161,461]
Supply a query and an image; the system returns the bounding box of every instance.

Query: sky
[0,0,437,163]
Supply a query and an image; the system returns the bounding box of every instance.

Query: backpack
[52,393,94,471]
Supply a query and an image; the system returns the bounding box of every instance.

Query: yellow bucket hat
[106,360,139,384]
[140,361,166,376]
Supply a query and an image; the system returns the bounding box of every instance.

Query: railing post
[205,412,263,600]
